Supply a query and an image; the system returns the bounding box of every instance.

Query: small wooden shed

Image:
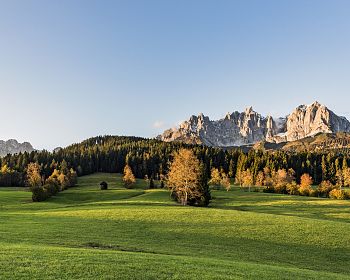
[100,181,108,190]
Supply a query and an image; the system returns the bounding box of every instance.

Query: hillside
[252,132,350,152]
[0,173,349,279]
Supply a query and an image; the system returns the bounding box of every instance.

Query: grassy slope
[0,173,350,279]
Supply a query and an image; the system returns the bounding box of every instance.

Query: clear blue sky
[1,0,350,150]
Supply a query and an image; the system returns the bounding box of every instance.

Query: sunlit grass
[0,173,350,279]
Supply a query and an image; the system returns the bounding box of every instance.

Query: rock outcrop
[0,139,35,157]
[158,102,350,147]
[269,101,350,143]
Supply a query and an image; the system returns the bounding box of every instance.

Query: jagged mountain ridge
[158,101,350,147]
[0,139,35,157]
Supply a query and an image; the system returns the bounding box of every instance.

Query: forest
[1,135,350,191]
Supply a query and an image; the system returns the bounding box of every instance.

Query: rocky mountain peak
[0,139,35,157]
[245,106,254,114]
[158,102,350,147]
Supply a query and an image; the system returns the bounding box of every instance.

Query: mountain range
[0,139,34,157]
[2,101,350,156]
[158,101,350,147]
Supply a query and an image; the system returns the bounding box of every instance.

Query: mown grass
[0,173,350,279]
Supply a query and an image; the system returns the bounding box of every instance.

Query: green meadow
[1,173,350,279]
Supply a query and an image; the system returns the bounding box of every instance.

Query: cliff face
[0,139,34,157]
[270,102,350,143]
[158,102,350,147]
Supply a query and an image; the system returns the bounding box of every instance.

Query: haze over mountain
[158,102,350,147]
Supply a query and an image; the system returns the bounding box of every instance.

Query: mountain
[0,139,35,157]
[158,101,350,147]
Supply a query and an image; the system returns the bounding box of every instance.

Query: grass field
[1,173,350,279]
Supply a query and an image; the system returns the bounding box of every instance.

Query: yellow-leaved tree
[26,162,42,188]
[123,165,136,188]
[167,149,211,206]
[299,173,313,196]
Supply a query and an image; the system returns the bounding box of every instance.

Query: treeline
[1,135,350,189]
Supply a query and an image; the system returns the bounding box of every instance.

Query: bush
[329,189,348,200]
[309,189,319,197]
[30,186,49,202]
[298,185,313,196]
[274,184,287,194]
[43,182,59,196]
[317,181,336,198]
[286,182,299,195]
[263,186,275,193]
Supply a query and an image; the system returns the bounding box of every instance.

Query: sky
[1,0,350,150]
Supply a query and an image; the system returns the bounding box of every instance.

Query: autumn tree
[209,168,221,189]
[342,168,350,188]
[299,173,313,196]
[26,162,42,188]
[241,169,253,192]
[123,165,136,188]
[26,162,48,202]
[167,149,211,206]
[209,168,231,191]
[272,168,295,194]
[317,180,335,197]
[255,171,265,186]
[221,173,231,191]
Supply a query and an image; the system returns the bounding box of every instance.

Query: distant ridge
[158,101,350,147]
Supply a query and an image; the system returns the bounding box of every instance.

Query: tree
[209,168,221,189]
[300,173,313,188]
[343,168,350,187]
[255,171,265,186]
[299,173,313,196]
[317,180,335,197]
[123,165,136,188]
[26,162,48,202]
[167,149,210,206]
[241,169,253,192]
[272,169,295,194]
[57,173,70,190]
[221,173,231,191]
[26,162,42,188]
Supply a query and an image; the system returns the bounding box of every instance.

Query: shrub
[274,184,287,194]
[263,186,275,193]
[329,189,348,200]
[298,185,313,196]
[309,189,319,197]
[317,181,336,198]
[286,182,299,195]
[43,182,59,196]
[30,186,49,202]
[149,178,155,189]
